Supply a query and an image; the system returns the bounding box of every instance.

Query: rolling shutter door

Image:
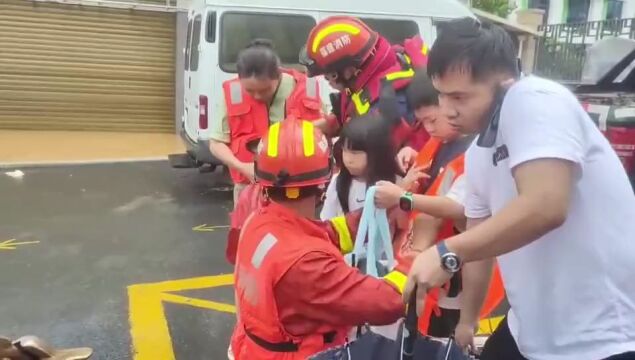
[0,0,175,132]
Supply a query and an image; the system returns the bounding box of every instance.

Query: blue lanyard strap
[350,185,396,277]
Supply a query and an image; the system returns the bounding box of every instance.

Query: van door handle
[189,77,192,89]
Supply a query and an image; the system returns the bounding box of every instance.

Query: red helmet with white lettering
[255,119,332,191]
[300,16,378,77]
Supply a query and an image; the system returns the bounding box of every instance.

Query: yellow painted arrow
[192,224,229,232]
[128,274,236,360]
[0,238,40,251]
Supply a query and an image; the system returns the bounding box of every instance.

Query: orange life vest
[230,203,348,360]
[222,69,323,184]
[409,137,505,334]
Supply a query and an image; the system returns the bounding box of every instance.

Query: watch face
[399,196,412,211]
[442,254,461,273]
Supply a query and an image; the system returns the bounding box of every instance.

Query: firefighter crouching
[230,118,410,359]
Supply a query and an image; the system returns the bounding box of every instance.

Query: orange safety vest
[230,204,349,360]
[222,68,323,184]
[409,137,505,334]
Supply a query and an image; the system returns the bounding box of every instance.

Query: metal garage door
[0,0,175,132]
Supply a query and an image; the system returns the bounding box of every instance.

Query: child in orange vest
[375,70,504,339]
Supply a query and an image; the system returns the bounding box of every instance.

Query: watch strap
[437,240,450,257]
[399,191,413,211]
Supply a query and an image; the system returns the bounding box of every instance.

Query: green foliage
[472,0,515,18]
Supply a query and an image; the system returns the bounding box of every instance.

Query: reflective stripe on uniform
[302,121,315,157]
[267,122,281,157]
[251,233,278,269]
[229,82,243,105]
[383,270,407,294]
[305,77,318,98]
[351,91,370,115]
[437,167,456,196]
[330,216,353,254]
[386,54,415,81]
[385,68,415,81]
[312,24,361,52]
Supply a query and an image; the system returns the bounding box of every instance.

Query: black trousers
[480,316,635,360]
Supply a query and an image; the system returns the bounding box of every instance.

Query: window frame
[605,0,624,20]
[566,0,590,24]
[218,11,316,73]
[184,18,193,71]
[189,14,203,72]
[206,11,217,43]
[528,0,550,24]
[359,17,420,45]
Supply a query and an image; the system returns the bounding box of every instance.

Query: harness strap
[244,328,336,353]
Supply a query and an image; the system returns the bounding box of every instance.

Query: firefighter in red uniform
[210,39,325,206]
[300,16,430,150]
[230,118,410,359]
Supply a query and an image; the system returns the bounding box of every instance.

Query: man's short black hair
[406,69,439,110]
[427,17,519,81]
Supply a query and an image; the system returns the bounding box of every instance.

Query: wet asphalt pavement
[0,161,235,359]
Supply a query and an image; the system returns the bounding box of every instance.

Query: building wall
[624,0,635,17]
[511,0,635,24]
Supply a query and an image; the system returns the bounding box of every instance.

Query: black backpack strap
[244,327,337,353]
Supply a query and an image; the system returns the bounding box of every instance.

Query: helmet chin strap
[336,68,362,91]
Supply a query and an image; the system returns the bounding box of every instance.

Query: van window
[220,12,316,72]
[184,19,193,71]
[206,11,216,43]
[190,15,202,71]
[360,18,419,45]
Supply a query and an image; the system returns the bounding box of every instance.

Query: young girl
[320,114,400,220]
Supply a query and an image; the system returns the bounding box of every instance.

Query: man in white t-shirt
[403,18,635,360]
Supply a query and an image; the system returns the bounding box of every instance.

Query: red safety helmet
[300,16,378,77]
[255,119,332,190]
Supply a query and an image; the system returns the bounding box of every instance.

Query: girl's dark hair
[236,39,281,79]
[335,114,399,213]
[406,69,439,110]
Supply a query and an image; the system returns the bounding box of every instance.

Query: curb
[0,157,168,169]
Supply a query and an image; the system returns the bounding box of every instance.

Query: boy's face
[415,104,460,141]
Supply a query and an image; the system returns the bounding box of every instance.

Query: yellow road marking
[161,292,236,313]
[0,238,40,251]
[128,274,235,360]
[192,224,230,232]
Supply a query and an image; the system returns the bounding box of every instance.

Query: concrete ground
[0,161,235,360]
[0,130,186,165]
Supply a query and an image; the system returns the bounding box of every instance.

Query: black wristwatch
[398,192,414,212]
[437,241,462,273]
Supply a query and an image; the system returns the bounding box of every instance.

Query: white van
[170,0,475,170]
